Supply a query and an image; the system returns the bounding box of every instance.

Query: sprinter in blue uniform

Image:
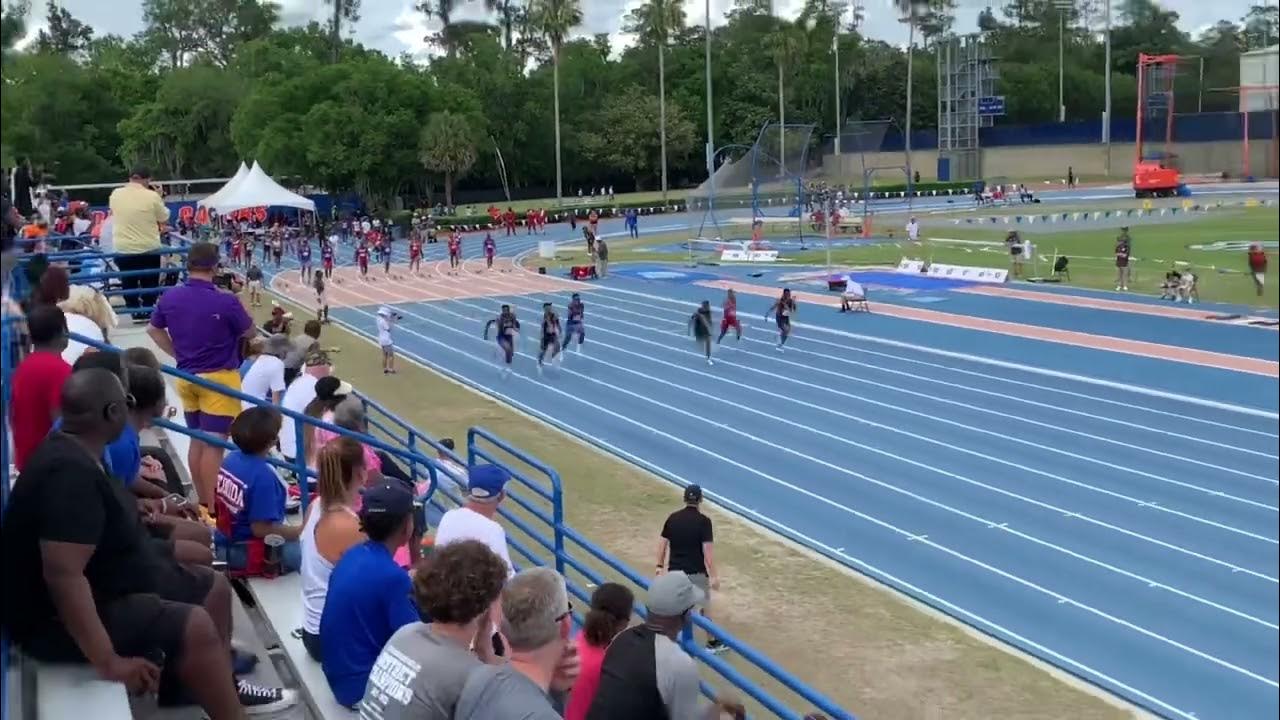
[483,305,520,376]
[764,288,797,352]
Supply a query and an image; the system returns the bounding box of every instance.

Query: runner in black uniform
[690,300,714,366]
[562,293,585,354]
[483,305,520,377]
[764,288,797,352]
[313,271,329,323]
[537,302,561,374]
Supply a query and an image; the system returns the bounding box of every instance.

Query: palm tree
[623,1,686,203]
[529,0,582,205]
[895,1,925,177]
[322,0,361,63]
[767,20,804,176]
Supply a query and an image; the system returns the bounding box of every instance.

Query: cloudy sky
[23,1,1263,60]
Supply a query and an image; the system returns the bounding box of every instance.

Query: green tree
[418,111,479,206]
[194,0,279,66]
[35,0,93,58]
[418,0,458,55]
[623,0,686,201]
[580,85,698,189]
[142,0,202,68]
[322,0,360,62]
[1241,4,1278,50]
[118,65,243,179]
[528,0,582,204]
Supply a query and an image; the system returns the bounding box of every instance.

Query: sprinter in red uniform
[717,288,742,344]
[355,242,370,279]
[321,241,335,278]
[408,236,423,276]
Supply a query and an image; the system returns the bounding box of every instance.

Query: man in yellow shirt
[108,166,170,321]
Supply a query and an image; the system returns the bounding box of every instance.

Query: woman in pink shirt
[565,583,635,720]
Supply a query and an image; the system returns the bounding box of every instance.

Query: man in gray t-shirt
[454,663,561,720]
[359,623,482,720]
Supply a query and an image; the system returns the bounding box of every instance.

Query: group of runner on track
[481,287,798,375]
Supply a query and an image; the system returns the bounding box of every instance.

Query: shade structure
[196,162,250,208]
[205,162,315,213]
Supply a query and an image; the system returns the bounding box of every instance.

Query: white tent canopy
[205,162,316,214]
[196,161,250,208]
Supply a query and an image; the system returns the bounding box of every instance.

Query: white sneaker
[706,357,714,366]
[775,344,784,353]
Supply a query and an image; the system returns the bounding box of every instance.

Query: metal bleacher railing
[3,240,853,719]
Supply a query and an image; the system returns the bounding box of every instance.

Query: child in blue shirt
[215,406,302,575]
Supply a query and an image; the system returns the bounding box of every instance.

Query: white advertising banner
[721,249,779,262]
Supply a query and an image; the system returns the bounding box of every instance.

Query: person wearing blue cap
[433,463,515,579]
[320,481,421,708]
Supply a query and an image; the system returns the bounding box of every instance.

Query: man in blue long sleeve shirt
[321,481,421,707]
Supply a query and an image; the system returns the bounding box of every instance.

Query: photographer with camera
[108,166,171,322]
[376,305,403,375]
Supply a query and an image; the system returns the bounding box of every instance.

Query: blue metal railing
[1,259,853,719]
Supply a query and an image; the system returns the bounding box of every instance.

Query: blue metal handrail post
[467,426,566,575]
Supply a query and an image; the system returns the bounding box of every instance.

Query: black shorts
[18,590,197,693]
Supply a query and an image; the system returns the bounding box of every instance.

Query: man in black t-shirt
[655,484,725,654]
[0,368,295,715]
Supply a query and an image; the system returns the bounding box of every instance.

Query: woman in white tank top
[300,437,369,661]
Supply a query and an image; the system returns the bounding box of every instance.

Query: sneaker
[706,358,714,366]
[236,679,297,714]
[706,639,729,655]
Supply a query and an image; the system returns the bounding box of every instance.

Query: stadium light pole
[704,0,715,183]
[833,28,841,156]
[1055,0,1074,123]
[1104,0,1112,175]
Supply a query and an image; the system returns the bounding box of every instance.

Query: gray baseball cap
[647,571,705,616]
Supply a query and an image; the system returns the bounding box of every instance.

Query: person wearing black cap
[320,481,421,708]
[586,572,744,720]
[108,165,170,320]
[655,484,724,655]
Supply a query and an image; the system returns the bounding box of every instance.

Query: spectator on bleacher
[284,319,323,385]
[147,241,254,511]
[320,481,421,708]
[656,484,725,654]
[300,437,371,662]
[358,539,508,720]
[279,348,334,464]
[316,395,383,474]
[215,406,302,576]
[109,166,170,320]
[0,368,298,716]
[31,264,70,307]
[435,437,468,495]
[263,304,292,334]
[565,583,635,720]
[586,572,744,720]
[9,305,72,472]
[433,464,516,578]
[238,334,289,411]
[59,284,116,365]
[301,374,354,470]
[72,205,92,237]
[454,567,578,720]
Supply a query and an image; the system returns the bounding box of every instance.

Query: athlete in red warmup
[717,288,742,344]
[231,236,244,266]
[447,232,462,273]
[355,241,370,279]
[408,236,423,275]
[484,233,496,269]
[503,207,517,237]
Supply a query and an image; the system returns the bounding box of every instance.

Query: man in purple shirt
[147,242,254,510]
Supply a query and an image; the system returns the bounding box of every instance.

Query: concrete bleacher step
[30,662,131,720]
[248,576,356,720]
